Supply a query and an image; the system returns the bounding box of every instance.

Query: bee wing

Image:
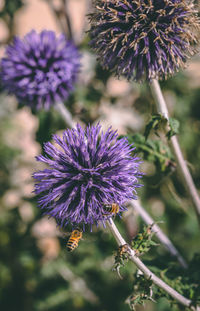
[58,229,71,238]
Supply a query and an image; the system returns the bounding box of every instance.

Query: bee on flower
[33,124,142,230]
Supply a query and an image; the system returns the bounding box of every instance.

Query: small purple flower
[89,0,200,81]
[1,30,81,109]
[33,124,142,229]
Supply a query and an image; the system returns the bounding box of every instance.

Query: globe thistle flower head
[1,30,81,109]
[33,124,142,229]
[89,0,200,81]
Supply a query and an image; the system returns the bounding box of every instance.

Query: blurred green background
[0,1,200,311]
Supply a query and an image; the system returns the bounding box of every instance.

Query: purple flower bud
[33,124,142,229]
[89,0,200,81]
[1,30,81,109]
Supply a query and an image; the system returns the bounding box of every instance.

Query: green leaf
[167,118,180,140]
[127,275,155,310]
[0,0,24,18]
[113,244,130,278]
[144,114,167,139]
[125,133,175,173]
[131,224,158,255]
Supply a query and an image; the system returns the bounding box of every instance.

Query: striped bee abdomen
[66,229,82,252]
[103,203,119,216]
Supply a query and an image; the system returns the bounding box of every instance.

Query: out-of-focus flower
[1,30,81,109]
[33,123,142,229]
[89,0,200,81]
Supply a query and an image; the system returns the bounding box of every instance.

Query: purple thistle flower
[33,124,142,229]
[1,30,81,109]
[89,0,200,81]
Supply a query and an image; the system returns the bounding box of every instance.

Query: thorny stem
[130,200,188,269]
[107,219,200,311]
[55,102,75,128]
[150,79,200,226]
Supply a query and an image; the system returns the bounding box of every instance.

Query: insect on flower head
[33,123,142,230]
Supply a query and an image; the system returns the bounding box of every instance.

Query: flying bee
[102,203,120,217]
[66,229,83,252]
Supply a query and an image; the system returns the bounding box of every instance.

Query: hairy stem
[55,102,75,128]
[130,200,188,268]
[107,219,200,311]
[150,79,200,225]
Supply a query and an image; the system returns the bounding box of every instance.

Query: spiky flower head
[1,30,81,109]
[89,0,200,81]
[33,124,142,229]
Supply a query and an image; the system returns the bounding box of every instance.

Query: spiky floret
[89,0,200,81]
[33,124,142,229]
[1,30,81,109]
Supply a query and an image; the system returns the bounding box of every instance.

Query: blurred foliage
[127,274,155,310]
[144,114,168,139]
[126,133,175,174]
[0,103,21,195]
[128,253,200,311]
[152,253,200,308]
[0,1,200,311]
[0,0,24,42]
[143,114,180,140]
[167,118,180,140]
[114,225,200,310]
[0,0,24,18]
